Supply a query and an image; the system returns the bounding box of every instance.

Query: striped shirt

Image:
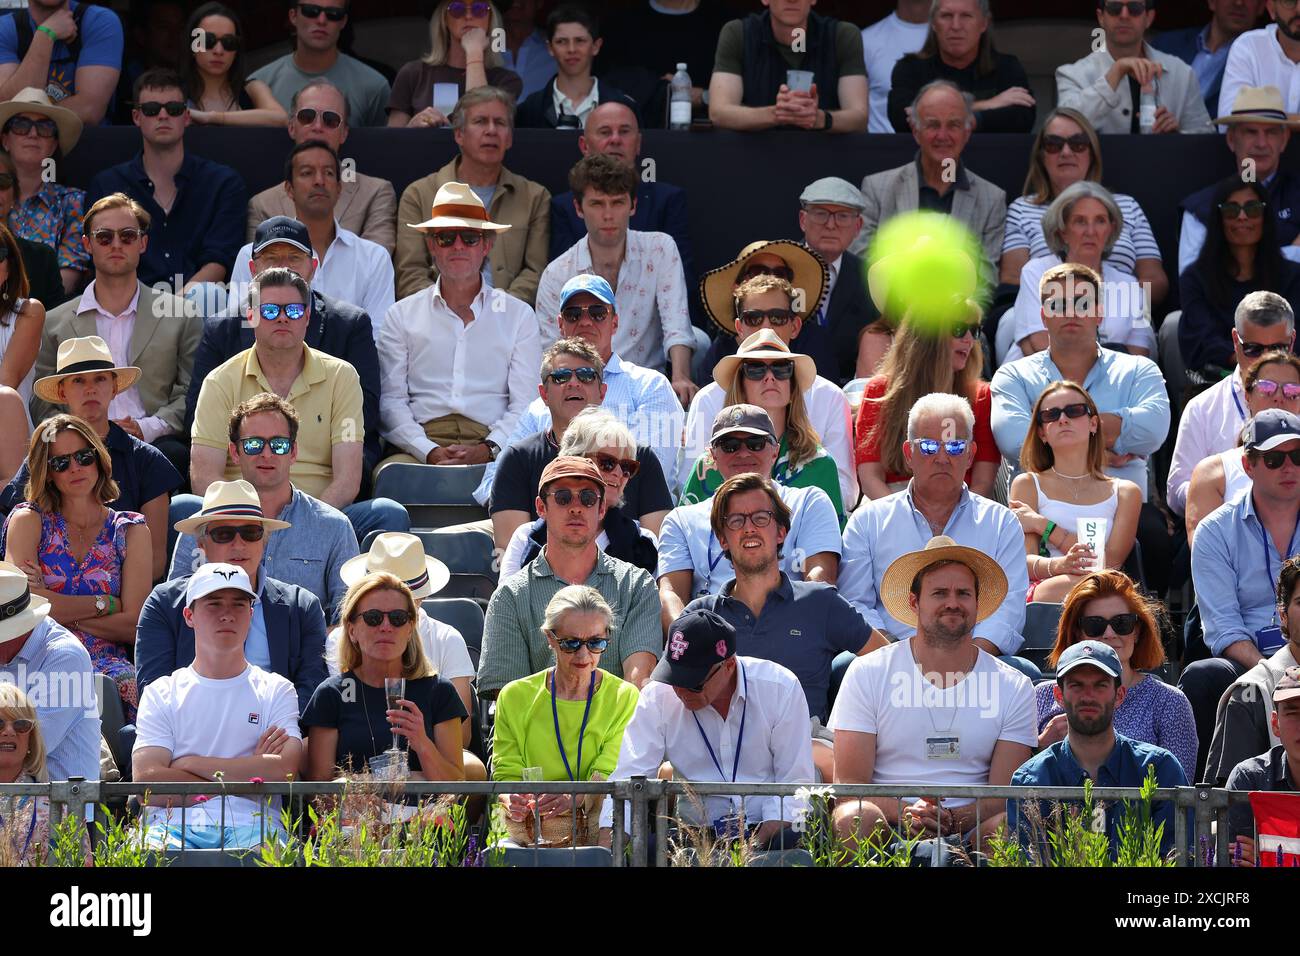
[1000,193,1160,275]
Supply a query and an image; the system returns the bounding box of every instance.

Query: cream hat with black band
[173,480,292,535]
[0,560,50,643]
[340,532,450,600]
[33,336,141,404]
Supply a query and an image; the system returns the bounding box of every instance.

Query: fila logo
[248,712,260,724]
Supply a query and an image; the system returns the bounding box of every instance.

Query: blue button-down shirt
[1189,26,1232,101]
[991,348,1170,497]
[1192,490,1300,657]
[839,483,1029,654]
[500,28,557,99]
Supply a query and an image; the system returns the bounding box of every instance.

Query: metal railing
[0,778,1262,867]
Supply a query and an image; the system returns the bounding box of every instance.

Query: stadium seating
[365,528,498,600]
[373,464,490,531]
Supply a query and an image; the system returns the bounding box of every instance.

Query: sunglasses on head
[432,230,484,247]
[48,447,96,472]
[913,438,969,456]
[0,718,34,733]
[559,303,610,324]
[295,107,343,129]
[1079,613,1139,638]
[1037,402,1091,424]
[1251,379,1300,400]
[239,436,293,456]
[1219,199,1266,219]
[1255,448,1300,469]
[259,302,307,321]
[448,1,491,17]
[713,434,771,454]
[297,2,347,21]
[722,509,774,531]
[89,227,142,247]
[738,308,796,328]
[740,359,795,381]
[1042,133,1091,155]
[1102,0,1147,14]
[590,452,639,478]
[738,263,794,283]
[549,632,610,653]
[3,116,56,138]
[357,608,412,627]
[544,366,599,386]
[204,524,265,544]
[137,100,186,117]
[201,31,240,52]
[544,487,602,508]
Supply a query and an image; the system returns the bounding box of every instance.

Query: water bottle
[669,63,692,130]
[1138,84,1157,134]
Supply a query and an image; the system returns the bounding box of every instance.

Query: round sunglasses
[543,487,602,508]
[89,227,142,247]
[1079,613,1138,638]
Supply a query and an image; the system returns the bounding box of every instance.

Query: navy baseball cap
[559,274,616,311]
[1056,640,1122,680]
[1243,408,1300,453]
[652,608,736,689]
[252,216,313,256]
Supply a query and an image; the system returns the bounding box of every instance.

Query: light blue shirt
[1,616,101,782]
[655,484,842,597]
[1189,26,1232,100]
[474,351,686,503]
[990,347,1170,498]
[500,28,557,100]
[245,584,271,671]
[1192,490,1300,657]
[838,484,1029,654]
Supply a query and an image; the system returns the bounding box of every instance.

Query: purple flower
[194,795,210,804]
[250,777,264,785]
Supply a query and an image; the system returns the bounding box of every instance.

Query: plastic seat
[422,597,485,668]
[363,528,498,599]
[493,845,613,867]
[373,463,489,530]
[1021,602,1065,672]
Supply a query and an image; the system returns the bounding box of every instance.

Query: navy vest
[740,11,842,111]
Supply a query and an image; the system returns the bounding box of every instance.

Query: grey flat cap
[799,176,866,211]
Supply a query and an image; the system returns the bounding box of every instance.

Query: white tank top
[1219,448,1251,506]
[1030,472,1121,558]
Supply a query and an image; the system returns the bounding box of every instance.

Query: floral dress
[9,504,144,721]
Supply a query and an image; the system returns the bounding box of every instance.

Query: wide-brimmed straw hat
[340,532,449,600]
[173,479,292,535]
[1213,86,1300,128]
[33,336,141,404]
[0,87,82,153]
[406,181,512,232]
[712,328,816,393]
[700,240,827,335]
[0,560,50,644]
[879,535,1007,629]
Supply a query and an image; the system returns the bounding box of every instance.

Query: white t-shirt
[133,664,301,831]
[828,638,1036,806]
[861,12,930,133]
[325,608,475,682]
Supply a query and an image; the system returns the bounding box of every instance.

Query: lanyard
[1230,381,1247,424]
[550,669,596,782]
[702,533,727,595]
[1258,513,1300,615]
[692,663,747,783]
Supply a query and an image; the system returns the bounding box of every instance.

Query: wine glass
[384,677,406,753]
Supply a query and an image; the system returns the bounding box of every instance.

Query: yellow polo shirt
[191,344,363,498]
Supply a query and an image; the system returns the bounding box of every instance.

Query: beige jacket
[248,172,398,254]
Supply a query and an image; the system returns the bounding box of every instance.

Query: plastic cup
[1076,517,1108,572]
[786,70,814,93]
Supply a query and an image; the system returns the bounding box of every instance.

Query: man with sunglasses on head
[0,0,123,126]
[136,481,327,715]
[32,191,200,481]
[248,0,389,129]
[1168,291,1295,516]
[87,68,246,303]
[479,456,662,698]
[247,79,398,254]
[1056,0,1214,135]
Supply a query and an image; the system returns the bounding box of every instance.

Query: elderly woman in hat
[323,531,486,781]
[0,89,87,295]
[3,415,150,720]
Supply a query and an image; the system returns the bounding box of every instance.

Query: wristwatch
[94,595,108,617]
[482,440,501,461]
[819,109,833,132]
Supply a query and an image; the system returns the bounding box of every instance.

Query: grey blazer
[248,172,398,255]
[849,161,1008,276]
[31,281,201,433]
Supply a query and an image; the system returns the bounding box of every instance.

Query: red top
[853,376,1001,484]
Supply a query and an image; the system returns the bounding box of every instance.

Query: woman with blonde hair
[0,683,49,865]
[1009,381,1141,604]
[388,0,523,128]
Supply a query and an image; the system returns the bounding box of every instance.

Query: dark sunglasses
[1102,0,1147,14]
[1037,402,1091,424]
[1240,340,1280,359]
[1219,200,1266,219]
[544,366,599,386]
[550,632,610,653]
[1042,133,1091,155]
[1256,448,1300,469]
[0,718,34,733]
[913,438,969,456]
[448,1,491,16]
[297,3,347,21]
[1251,379,1300,400]
[1079,613,1139,638]
[432,230,484,247]
[48,447,96,472]
[713,434,772,454]
[559,303,610,323]
[741,359,795,381]
[544,487,603,508]
[738,308,797,328]
[590,452,639,478]
[738,264,794,283]
[295,107,343,129]
[357,608,412,627]
[137,100,186,117]
[3,116,56,138]
[201,31,241,52]
[259,302,307,321]
[951,322,980,339]
[722,509,774,531]
[89,227,142,246]
[204,524,266,544]
[239,436,293,456]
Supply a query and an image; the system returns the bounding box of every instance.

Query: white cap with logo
[185,562,258,607]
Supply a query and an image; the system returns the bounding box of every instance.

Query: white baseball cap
[185,562,258,607]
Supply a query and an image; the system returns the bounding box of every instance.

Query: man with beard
[1008,640,1186,860]
[1218,0,1300,118]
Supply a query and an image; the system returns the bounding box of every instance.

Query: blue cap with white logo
[559,274,616,311]
[1056,640,1122,680]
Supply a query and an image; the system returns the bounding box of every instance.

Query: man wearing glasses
[136,480,327,716]
[247,79,398,254]
[380,181,540,469]
[1218,0,1300,119]
[248,0,389,128]
[1056,0,1214,134]
[478,456,662,697]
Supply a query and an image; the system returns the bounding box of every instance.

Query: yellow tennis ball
[867,212,983,333]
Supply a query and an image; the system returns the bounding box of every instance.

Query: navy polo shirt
[685,573,871,721]
[1008,731,1187,859]
[0,421,181,516]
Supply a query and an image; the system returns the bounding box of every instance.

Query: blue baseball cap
[1056,640,1122,681]
[559,274,616,311]
[1243,408,1300,453]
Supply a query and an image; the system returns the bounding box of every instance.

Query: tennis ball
[866,212,983,334]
